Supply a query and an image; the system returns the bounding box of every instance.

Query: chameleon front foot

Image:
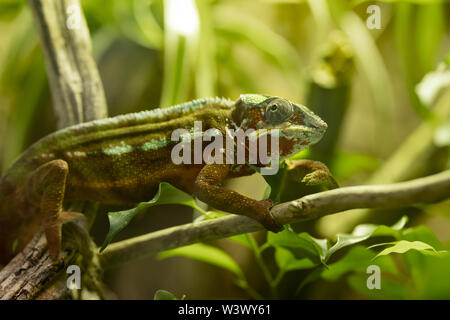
[255,199,283,232]
[194,164,284,233]
[286,159,338,189]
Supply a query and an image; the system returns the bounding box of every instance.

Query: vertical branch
[0,0,108,300]
[27,0,107,128]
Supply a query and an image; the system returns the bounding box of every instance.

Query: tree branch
[324,89,450,234]
[100,169,450,269]
[27,0,107,127]
[0,224,102,300]
[0,0,108,300]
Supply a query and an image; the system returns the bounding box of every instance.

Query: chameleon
[0,94,327,265]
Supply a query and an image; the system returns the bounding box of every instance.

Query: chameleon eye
[265,99,293,124]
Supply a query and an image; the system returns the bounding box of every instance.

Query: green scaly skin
[0,94,327,264]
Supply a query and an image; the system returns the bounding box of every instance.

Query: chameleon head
[232,94,327,160]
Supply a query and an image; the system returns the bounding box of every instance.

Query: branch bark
[0,0,108,300]
[27,0,107,128]
[100,169,450,269]
[0,224,102,300]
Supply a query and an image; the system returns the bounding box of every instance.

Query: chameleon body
[0,94,327,264]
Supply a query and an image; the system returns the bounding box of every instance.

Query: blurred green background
[0,0,450,299]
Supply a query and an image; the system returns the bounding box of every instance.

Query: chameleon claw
[257,199,283,233]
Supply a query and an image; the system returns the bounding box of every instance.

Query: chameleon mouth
[281,124,326,145]
[247,120,327,145]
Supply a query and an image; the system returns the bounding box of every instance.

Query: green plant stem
[246,234,278,299]
[272,269,286,288]
[234,279,264,300]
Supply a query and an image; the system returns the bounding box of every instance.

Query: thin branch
[100,169,450,269]
[327,89,450,233]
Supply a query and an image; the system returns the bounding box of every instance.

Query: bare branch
[0,0,108,300]
[327,90,450,233]
[27,0,107,127]
[100,170,450,269]
[0,224,102,300]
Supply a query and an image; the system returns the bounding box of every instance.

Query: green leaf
[154,289,178,300]
[409,252,450,299]
[389,215,409,231]
[325,216,407,261]
[267,228,326,264]
[100,183,196,251]
[351,0,447,6]
[274,247,317,272]
[373,240,444,259]
[322,246,398,282]
[158,243,244,278]
[295,265,327,295]
[249,162,286,201]
[401,225,443,250]
[268,216,408,266]
[227,234,251,248]
[321,246,405,299]
[347,273,408,300]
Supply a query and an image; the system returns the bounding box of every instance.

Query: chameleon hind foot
[26,160,85,258]
[44,211,85,258]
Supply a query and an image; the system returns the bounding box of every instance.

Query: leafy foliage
[154,289,185,300]
[158,243,244,278]
[101,182,198,251]
[150,190,449,299]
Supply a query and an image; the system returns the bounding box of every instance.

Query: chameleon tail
[0,215,40,266]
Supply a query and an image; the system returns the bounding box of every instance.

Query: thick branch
[100,170,450,269]
[0,224,102,300]
[27,0,107,127]
[0,0,108,300]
